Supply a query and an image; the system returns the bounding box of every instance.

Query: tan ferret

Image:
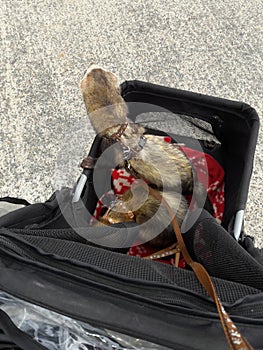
[80,64,203,247]
[97,183,188,247]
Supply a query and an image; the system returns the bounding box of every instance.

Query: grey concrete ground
[0,0,262,244]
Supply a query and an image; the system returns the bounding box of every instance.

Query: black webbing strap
[0,197,30,206]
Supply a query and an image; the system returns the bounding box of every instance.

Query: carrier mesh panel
[135,112,219,142]
[13,225,139,249]
[183,211,263,291]
[8,227,263,304]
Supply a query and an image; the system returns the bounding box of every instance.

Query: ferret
[97,183,188,247]
[80,64,204,247]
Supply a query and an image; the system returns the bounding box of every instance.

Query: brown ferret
[80,64,203,247]
[97,184,188,247]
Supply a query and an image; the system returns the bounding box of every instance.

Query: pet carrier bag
[0,80,262,350]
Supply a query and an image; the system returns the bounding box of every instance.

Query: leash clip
[138,135,147,150]
[122,145,132,160]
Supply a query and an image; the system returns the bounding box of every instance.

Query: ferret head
[80,64,128,134]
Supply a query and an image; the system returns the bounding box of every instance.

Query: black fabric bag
[0,81,261,350]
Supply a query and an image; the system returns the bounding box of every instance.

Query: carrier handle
[148,187,254,350]
[0,197,30,206]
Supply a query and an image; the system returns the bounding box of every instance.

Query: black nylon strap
[0,197,30,206]
[0,309,47,350]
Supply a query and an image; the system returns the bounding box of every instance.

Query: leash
[147,186,254,350]
[79,132,253,348]
[144,242,181,267]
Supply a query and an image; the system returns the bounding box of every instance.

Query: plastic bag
[0,291,169,350]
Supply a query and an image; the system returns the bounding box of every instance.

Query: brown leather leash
[144,242,181,267]
[82,151,254,348]
[147,186,254,350]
